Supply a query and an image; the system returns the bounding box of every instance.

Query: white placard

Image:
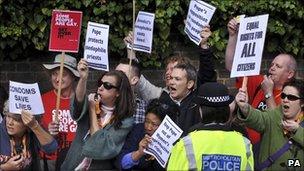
[127,11,155,53]
[9,81,44,115]
[144,115,183,168]
[184,0,216,45]
[230,14,269,78]
[84,21,109,71]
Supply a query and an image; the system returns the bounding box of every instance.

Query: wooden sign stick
[53,52,65,125]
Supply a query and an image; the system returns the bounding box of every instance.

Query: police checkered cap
[202,95,231,103]
[195,82,234,107]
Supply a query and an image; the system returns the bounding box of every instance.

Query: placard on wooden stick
[48,10,82,125]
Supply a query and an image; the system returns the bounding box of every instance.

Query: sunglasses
[98,81,118,90]
[280,93,302,101]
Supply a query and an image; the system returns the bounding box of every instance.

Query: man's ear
[187,80,195,90]
[287,70,295,79]
[130,76,139,86]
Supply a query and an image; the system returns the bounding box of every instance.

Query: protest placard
[184,0,216,45]
[49,10,82,52]
[127,11,155,53]
[84,22,110,71]
[9,81,44,115]
[230,14,269,78]
[144,115,183,168]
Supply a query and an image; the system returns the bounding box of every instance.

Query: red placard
[49,10,82,53]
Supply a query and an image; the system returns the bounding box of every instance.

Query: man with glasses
[236,79,304,170]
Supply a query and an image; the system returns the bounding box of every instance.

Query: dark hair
[0,86,8,118]
[200,105,230,124]
[118,58,141,77]
[100,70,134,129]
[145,99,169,121]
[174,63,197,89]
[283,79,304,110]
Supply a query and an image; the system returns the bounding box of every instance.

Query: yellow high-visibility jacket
[167,130,254,171]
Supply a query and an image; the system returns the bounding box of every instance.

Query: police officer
[167,82,254,171]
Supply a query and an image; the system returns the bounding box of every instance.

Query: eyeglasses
[280,93,302,101]
[98,81,118,90]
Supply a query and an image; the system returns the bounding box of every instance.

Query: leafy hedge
[0,0,303,67]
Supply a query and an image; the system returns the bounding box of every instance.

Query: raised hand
[200,25,212,49]
[88,93,101,114]
[123,31,134,47]
[48,121,60,135]
[261,75,274,96]
[77,58,89,80]
[227,17,239,37]
[21,110,38,130]
[138,134,152,154]
[235,88,250,115]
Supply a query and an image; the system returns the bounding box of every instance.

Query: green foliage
[0,0,303,67]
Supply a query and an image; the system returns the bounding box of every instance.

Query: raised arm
[235,88,268,133]
[124,31,137,61]
[76,59,89,103]
[225,18,239,71]
[261,75,277,109]
[21,110,57,154]
[21,110,54,146]
[124,31,164,101]
[88,93,100,135]
[197,25,216,86]
[135,75,163,102]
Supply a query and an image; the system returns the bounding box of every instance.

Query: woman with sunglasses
[236,79,304,170]
[61,59,134,170]
[0,101,57,170]
[118,99,172,171]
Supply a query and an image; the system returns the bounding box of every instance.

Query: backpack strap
[257,140,292,170]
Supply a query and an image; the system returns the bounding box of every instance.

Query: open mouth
[170,87,177,92]
[283,105,289,110]
[282,105,289,114]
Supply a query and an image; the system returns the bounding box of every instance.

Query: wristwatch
[265,92,272,99]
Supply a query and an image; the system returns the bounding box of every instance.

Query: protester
[236,79,304,170]
[115,58,147,124]
[125,26,216,135]
[125,29,215,103]
[167,82,254,170]
[118,99,176,171]
[61,59,134,170]
[225,17,298,168]
[0,101,58,170]
[0,86,8,123]
[40,54,79,170]
[226,18,297,113]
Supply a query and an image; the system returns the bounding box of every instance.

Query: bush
[0,0,303,67]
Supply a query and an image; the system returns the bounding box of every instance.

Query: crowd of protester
[0,16,303,171]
